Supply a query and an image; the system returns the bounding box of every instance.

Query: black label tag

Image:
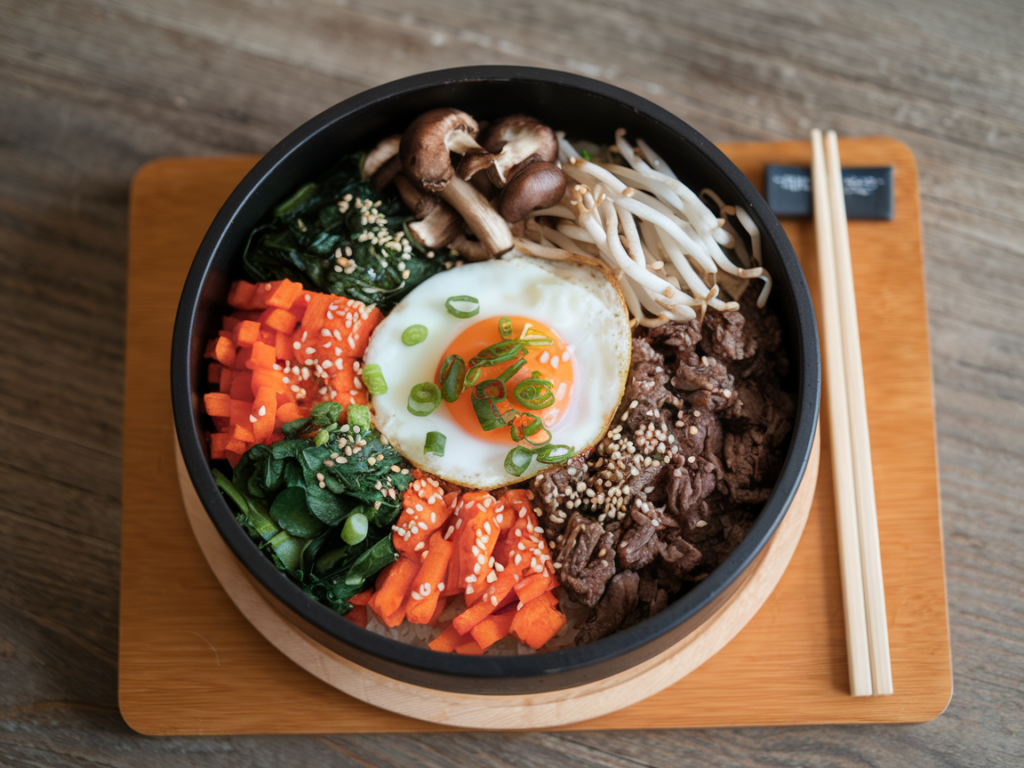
[765,165,894,220]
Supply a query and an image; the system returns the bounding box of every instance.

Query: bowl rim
[171,64,821,685]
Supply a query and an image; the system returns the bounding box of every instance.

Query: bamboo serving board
[119,138,951,734]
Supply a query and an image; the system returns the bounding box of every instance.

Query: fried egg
[363,254,631,488]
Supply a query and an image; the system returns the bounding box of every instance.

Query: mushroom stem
[393,174,463,249]
[437,176,513,257]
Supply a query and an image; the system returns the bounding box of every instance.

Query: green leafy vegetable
[216,427,411,615]
[242,154,453,313]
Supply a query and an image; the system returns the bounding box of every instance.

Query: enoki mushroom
[524,130,773,325]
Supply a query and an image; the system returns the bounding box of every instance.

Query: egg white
[363,253,631,488]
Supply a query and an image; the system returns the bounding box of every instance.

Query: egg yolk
[439,316,574,444]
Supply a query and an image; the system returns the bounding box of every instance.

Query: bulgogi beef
[531,289,794,643]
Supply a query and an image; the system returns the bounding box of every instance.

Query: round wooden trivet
[175,428,818,729]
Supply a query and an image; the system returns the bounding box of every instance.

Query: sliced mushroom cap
[399,108,482,192]
[497,162,567,223]
[463,115,558,187]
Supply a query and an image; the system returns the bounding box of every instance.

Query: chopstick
[810,129,872,697]
[823,131,894,696]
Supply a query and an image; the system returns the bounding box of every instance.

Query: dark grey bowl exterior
[171,66,820,695]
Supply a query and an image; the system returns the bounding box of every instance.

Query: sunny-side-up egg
[363,254,632,488]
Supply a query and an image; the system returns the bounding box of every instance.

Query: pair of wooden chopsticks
[810,129,893,697]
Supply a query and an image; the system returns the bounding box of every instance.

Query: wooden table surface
[2,1,1021,766]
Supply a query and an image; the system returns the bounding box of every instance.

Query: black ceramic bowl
[172,66,820,695]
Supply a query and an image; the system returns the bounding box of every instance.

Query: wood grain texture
[2,0,1021,765]
[116,139,947,735]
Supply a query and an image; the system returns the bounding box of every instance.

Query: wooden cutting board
[119,138,951,734]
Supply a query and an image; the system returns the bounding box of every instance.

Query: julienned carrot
[429,624,471,653]
[470,608,516,650]
[452,568,521,635]
[514,571,554,605]
[405,532,453,625]
[250,387,277,443]
[392,472,450,556]
[349,589,374,606]
[453,640,485,656]
[494,488,531,532]
[203,392,231,418]
[233,319,261,348]
[345,604,368,628]
[456,492,500,605]
[370,557,419,619]
[511,594,567,650]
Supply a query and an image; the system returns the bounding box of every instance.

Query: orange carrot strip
[514,572,554,605]
[250,387,277,443]
[349,589,374,606]
[452,568,519,635]
[203,392,231,418]
[233,319,261,348]
[207,362,223,385]
[392,472,450,557]
[405,532,454,625]
[453,640,485,656]
[213,336,236,367]
[429,596,448,625]
[265,278,304,309]
[429,624,471,653]
[209,432,229,460]
[370,557,419,619]
[219,367,234,394]
[275,402,308,430]
[345,604,368,628]
[229,370,253,401]
[470,609,516,650]
[246,340,276,369]
[511,597,567,650]
[226,280,257,309]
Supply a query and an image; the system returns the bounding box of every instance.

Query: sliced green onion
[504,446,536,477]
[471,379,508,431]
[424,431,446,457]
[361,363,387,395]
[439,354,467,402]
[475,379,506,402]
[520,335,553,347]
[402,324,428,346]
[511,412,550,442]
[341,512,369,545]
[347,403,372,432]
[523,424,552,447]
[537,444,574,464]
[470,340,524,367]
[445,295,480,319]
[514,373,556,410]
[408,382,441,416]
[497,358,527,383]
[498,317,513,340]
[465,365,483,386]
